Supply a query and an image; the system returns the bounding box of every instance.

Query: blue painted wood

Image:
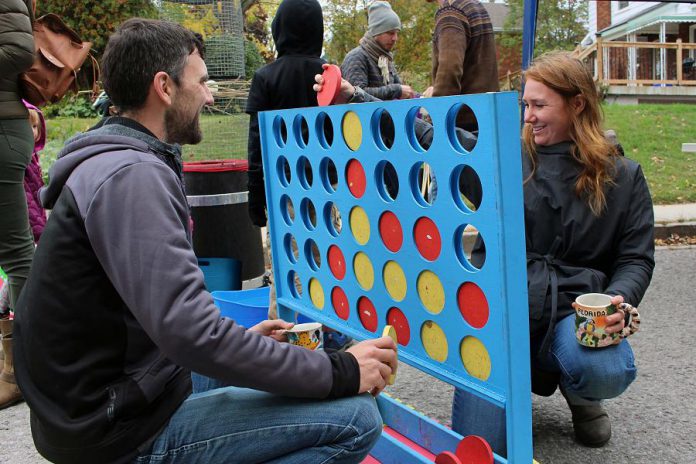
[376,394,462,456]
[369,429,433,464]
[376,395,508,464]
[258,93,532,463]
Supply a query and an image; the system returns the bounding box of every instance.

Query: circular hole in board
[453,165,483,212]
[456,224,486,271]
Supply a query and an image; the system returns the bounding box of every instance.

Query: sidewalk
[653,203,696,239]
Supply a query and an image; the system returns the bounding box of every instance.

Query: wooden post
[677,39,683,85]
[597,37,604,85]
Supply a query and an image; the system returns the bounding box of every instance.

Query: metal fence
[158,0,250,161]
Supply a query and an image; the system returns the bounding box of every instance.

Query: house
[582,1,696,103]
[483,1,523,77]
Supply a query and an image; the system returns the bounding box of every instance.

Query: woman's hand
[605,295,627,343]
[313,63,355,104]
[249,319,294,342]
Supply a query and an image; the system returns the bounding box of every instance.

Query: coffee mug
[574,293,640,348]
[286,322,323,351]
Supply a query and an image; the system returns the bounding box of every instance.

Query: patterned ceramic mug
[286,322,323,351]
[574,293,640,348]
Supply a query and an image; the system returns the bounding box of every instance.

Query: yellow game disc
[460,336,491,381]
[350,206,370,245]
[308,278,325,310]
[353,252,374,291]
[417,270,445,314]
[421,320,448,362]
[383,261,407,302]
[342,111,362,151]
[382,325,398,385]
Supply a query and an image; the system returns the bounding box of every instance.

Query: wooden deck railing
[575,39,696,87]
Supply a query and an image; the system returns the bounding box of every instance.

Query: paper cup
[287,322,323,351]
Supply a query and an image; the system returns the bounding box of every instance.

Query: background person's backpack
[20,13,94,107]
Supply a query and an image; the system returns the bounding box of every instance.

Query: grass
[603,103,696,204]
[42,114,249,179]
[41,104,696,204]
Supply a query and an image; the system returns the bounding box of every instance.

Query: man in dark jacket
[14,18,395,464]
[0,0,36,410]
[341,1,414,101]
[425,0,499,131]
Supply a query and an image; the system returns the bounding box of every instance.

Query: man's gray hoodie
[13,119,359,464]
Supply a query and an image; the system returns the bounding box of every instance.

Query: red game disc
[379,211,403,253]
[414,216,442,261]
[331,286,350,320]
[455,435,494,464]
[457,282,489,329]
[435,451,462,464]
[386,307,410,345]
[317,64,342,106]
[328,245,346,280]
[346,159,367,198]
[357,296,378,332]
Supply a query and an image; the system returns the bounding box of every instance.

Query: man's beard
[164,101,203,145]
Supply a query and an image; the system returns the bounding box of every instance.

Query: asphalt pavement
[2,246,695,464]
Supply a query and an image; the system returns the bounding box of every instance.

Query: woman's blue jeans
[451,313,637,456]
[133,373,383,463]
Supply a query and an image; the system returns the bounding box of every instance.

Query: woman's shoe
[566,402,612,447]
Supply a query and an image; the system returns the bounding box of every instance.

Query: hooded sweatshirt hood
[23,100,46,152]
[272,0,323,57]
[40,120,183,209]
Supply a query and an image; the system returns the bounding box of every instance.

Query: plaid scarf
[359,33,394,85]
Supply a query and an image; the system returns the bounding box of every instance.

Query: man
[426,0,499,131]
[14,18,396,464]
[341,1,414,101]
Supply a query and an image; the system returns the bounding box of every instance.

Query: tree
[501,0,588,58]
[244,1,279,63]
[36,0,156,58]
[324,0,437,92]
[36,0,156,90]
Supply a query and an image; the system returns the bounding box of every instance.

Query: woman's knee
[562,343,637,400]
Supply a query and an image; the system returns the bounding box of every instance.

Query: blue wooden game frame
[259,92,532,463]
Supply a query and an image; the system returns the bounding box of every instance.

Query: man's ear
[571,94,586,115]
[153,71,174,106]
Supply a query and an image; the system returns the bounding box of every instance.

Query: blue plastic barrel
[198,258,241,292]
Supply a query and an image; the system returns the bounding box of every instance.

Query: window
[618,1,629,9]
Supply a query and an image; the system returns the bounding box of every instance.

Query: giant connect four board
[259,92,533,463]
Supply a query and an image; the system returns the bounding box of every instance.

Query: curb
[654,221,696,239]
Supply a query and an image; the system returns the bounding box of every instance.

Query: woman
[452,52,655,453]
[0,0,36,409]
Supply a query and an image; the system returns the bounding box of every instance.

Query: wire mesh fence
[157,0,250,161]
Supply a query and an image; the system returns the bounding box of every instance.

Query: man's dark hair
[101,18,205,113]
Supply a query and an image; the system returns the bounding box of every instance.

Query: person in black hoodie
[14,18,395,464]
[246,0,355,353]
[246,0,325,229]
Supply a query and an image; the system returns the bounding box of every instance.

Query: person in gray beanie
[341,1,414,100]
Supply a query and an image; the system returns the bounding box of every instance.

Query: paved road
[2,246,695,463]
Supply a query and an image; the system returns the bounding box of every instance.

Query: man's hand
[400,85,415,99]
[422,86,434,98]
[249,319,294,342]
[346,337,398,397]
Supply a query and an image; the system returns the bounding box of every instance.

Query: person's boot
[531,367,560,397]
[563,391,612,447]
[0,319,23,410]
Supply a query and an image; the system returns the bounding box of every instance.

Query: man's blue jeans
[451,313,637,456]
[134,374,382,463]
